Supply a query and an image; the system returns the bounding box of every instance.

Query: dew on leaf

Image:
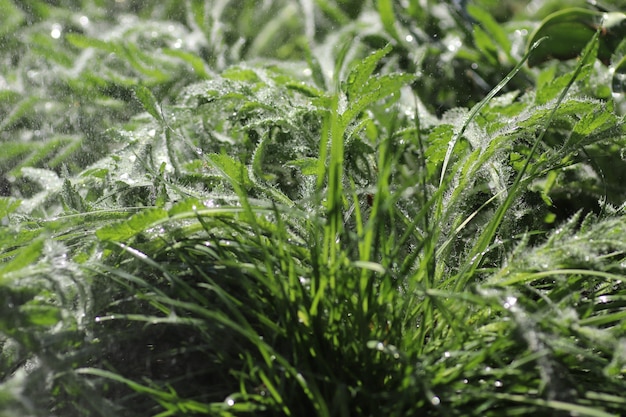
[50,23,62,39]
[446,37,462,52]
[503,296,517,309]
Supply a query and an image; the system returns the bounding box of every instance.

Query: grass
[1,0,626,416]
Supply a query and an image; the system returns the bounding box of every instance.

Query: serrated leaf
[342,73,415,125]
[286,157,319,175]
[424,124,455,177]
[96,208,168,241]
[0,239,44,277]
[535,63,593,105]
[345,44,393,99]
[133,84,163,121]
[205,153,253,189]
[573,104,616,136]
[0,197,21,219]
[62,179,90,213]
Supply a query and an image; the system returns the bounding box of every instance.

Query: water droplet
[431,396,441,406]
[447,37,462,52]
[50,23,62,39]
[79,16,90,27]
[503,296,517,309]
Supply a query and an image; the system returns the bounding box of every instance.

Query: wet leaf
[0,239,44,277]
[96,208,168,241]
[527,8,626,66]
[132,84,163,121]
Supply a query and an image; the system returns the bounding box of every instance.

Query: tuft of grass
[1,1,626,416]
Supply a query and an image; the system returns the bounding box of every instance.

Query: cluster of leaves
[1,0,626,416]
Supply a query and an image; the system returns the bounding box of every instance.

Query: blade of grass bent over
[456,30,602,291]
[438,39,546,189]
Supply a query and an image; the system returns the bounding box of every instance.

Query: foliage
[1,0,626,416]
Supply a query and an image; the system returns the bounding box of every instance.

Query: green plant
[1,1,626,416]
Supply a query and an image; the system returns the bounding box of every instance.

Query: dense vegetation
[1,0,626,415]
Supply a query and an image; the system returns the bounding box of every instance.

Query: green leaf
[20,304,62,327]
[472,25,499,65]
[468,4,512,62]
[222,67,262,83]
[611,54,626,96]
[0,239,44,277]
[132,84,163,121]
[61,179,90,213]
[377,0,400,42]
[286,157,319,175]
[0,197,20,219]
[162,48,210,79]
[65,33,121,54]
[527,8,624,66]
[96,208,168,241]
[342,73,416,125]
[167,198,205,217]
[303,44,327,90]
[0,0,25,38]
[345,44,393,100]
[0,96,38,131]
[205,153,253,190]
